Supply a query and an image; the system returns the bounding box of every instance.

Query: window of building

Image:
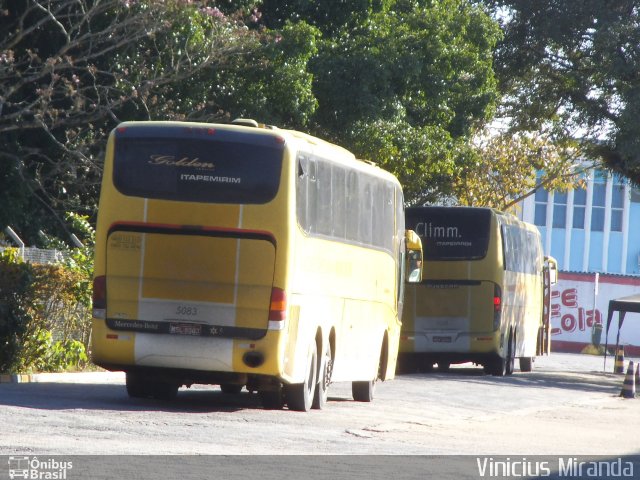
[553,191,567,228]
[534,188,548,226]
[591,182,606,231]
[573,188,586,229]
[610,180,625,232]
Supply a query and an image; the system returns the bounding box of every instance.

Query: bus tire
[220,384,243,394]
[125,371,178,399]
[519,357,534,372]
[437,362,451,372]
[352,380,375,402]
[285,343,318,412]
[487,356,507,377]
[505,331,516,375]
[151,382,179,401]
[126,372,151,398]
[353,355,382,402]
[259,389,285,410]
[312,345,332,410]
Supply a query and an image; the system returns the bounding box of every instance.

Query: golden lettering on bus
[148,154,215,170]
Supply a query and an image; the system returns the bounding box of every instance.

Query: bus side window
[296,156,308,231]
[332,166,346,238]
[346,171,359,242]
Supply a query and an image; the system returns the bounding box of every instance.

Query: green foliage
[0,249,34,373]
[346,118,460,205]
[0,214,94,374]
[312,0,502,136]
[2,0,523,230]
[486,0,640,184]
[208,21,321,128]
[261,0,393,34]
[0,0,266,243]
[453,131,585,210]
[43,336,89,373]
[301,0,501,203]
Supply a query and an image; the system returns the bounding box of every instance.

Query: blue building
[519,170,640,276]
[517,170,640,356]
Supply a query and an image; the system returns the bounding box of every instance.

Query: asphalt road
[0,353,638,458]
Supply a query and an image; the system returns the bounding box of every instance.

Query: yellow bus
[91,119,419,411]
[399,206,555,376]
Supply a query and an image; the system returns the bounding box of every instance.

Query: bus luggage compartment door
[105,229,276,340]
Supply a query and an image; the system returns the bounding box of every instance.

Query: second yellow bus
[399,206,555,376]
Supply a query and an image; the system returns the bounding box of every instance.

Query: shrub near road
[0,215,94,374]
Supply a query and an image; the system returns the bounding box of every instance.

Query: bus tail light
[92,275,106,319]
[268,287,287,330]
[493,284,502,331]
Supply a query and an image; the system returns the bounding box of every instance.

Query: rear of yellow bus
[399,207,508,375]
[91,121,294,401]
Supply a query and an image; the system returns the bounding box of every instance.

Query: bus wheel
[126,372,151,398]
[285,343,318,411]
[259,388,285,410]
[519,357,534,372]
[126,372,179,400]
[352,379,375,402]
[437,362,451,372]
[151,382,179,401]
[352,354,381,402]
[505,332,516,375]
[489,331,515,377]
[312,345,332,410]
[422,363,435,373]
[220,384,243,394]
[488,356,507,377]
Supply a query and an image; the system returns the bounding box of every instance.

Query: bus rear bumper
[91,318,287,380]
[399,330,500,355]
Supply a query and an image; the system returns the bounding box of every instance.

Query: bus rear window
[406,207,491,260]
[113,133,284,204]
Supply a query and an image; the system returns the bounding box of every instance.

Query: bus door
[539,256,558,355]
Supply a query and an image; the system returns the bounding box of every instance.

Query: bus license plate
[433,336,452,343]
[170,323,202,336]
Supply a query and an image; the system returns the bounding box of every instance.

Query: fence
[0,246,68,265]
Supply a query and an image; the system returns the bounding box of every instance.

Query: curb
[0,373,33,383]
[0,371,125,384]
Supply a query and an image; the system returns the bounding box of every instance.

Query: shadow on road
[398,365,623,396]
[0,382,272,413]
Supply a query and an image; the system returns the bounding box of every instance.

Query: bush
[0,213,94,373]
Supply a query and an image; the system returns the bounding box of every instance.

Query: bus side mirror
[405,229,423,283]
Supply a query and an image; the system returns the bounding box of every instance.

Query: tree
[261,0,503,204]
[0,0,271,243]
[485,0,640,185]
[0,0,532,239]
[453,130,586,210]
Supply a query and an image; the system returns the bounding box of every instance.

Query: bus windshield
[113,130,284,204]
[407,207,491,261]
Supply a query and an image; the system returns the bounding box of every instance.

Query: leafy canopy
[486,0,640,185]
